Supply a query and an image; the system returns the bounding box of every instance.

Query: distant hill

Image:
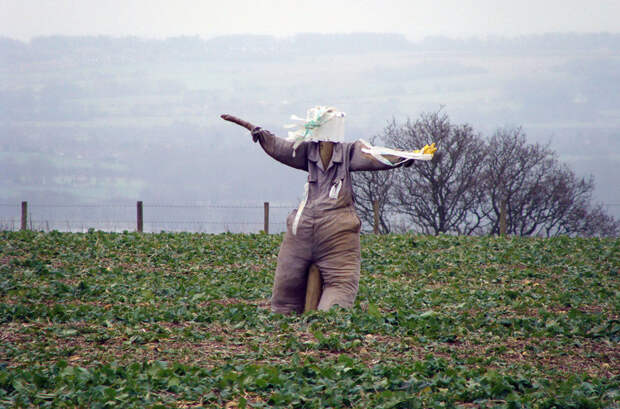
[1,32,619,227]
[0,33,414,63]
[2,32,620,64]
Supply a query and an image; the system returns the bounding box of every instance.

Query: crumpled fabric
[284,106,345,155]
[359,139,436,166]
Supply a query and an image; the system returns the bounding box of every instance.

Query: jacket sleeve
[349,140,405,171]
[251,127,308,171]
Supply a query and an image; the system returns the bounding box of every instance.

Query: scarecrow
[221,107,436,314]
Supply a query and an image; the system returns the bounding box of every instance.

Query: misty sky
[2,0,619,41]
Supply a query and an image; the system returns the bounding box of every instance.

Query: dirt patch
[0,321,260,369]
[432,335,619,378]
[2,318,617,380]
[203,298,270,308]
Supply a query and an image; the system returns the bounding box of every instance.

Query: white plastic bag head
[285,106,346,152]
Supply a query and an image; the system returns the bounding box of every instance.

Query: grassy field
[0,230,618,408]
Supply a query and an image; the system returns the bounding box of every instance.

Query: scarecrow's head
[286,106,346,150]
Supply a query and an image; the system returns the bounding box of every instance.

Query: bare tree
[354,113,618,238]
[552,192,619,237]
[483,127,618,237]
[539,164,596,236]
[385,111,488,235]
[483,127,554,235]
[566,203,619,237]
[352,134,396,234]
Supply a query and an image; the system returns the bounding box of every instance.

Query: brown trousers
[271,206,361,314]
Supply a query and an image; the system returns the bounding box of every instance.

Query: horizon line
[2,30,620,44]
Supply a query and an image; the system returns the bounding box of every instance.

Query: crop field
[0,231,618,408]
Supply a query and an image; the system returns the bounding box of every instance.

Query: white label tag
[329,180,342,199]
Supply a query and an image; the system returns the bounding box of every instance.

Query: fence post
[21,201,28,231]
[264,202,269,234]
[137,201,143,233]
[373,200,380,234]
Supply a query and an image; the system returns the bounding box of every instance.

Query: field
[0,231,618,408]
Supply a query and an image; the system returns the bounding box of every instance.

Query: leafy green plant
[0,231,618,408]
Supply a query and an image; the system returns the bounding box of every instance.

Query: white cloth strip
[292,182,309,235]
[359,139,433,166]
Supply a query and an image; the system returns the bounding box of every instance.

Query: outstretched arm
[349,141,413,171]
[350,140,436,171]
[220,114,308,171]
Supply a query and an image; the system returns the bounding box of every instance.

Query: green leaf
[368,303,382,318]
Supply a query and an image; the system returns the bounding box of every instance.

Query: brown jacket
[251,127,395,212]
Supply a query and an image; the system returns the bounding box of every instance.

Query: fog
[1,33,619,231]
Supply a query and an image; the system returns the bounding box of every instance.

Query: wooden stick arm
[220,114,256,131]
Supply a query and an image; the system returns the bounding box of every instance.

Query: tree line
[352,111,619,237]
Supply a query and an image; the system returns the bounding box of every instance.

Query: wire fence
[0,201,298,234]
[1,201,619,234]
